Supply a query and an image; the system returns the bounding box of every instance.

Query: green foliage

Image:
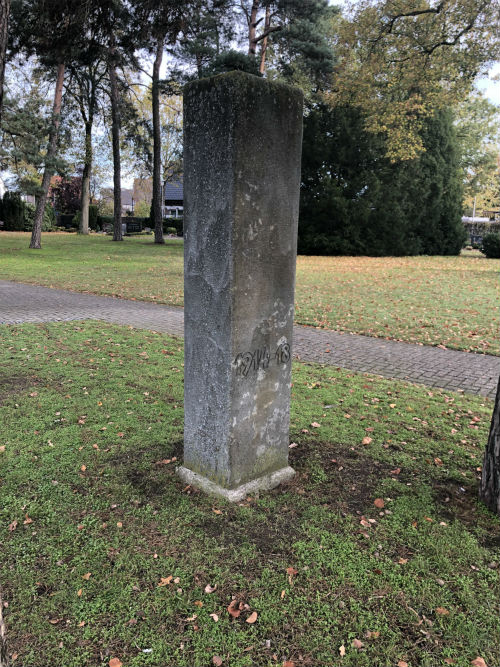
[97,214,114,229]
[299,105,465,256]
[1,192,25,231]
[162,216,183,236]
[481,233,500,259]
[23,202,55,231]
[201,50,261,77]
[88,204,99,231]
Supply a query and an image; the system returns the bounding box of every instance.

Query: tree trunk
[152,35,164,244]
[479,377,500,516]
[248,0,260,55]
[108,54,122,242]
[80,120,92,234]
[0,0,9,128]
[259,5,270,74]
[29,62,65,250]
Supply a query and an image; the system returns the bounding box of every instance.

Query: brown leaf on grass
[365,630,380,639]
[210,613,219,622]
[109,659,123,667]
[8,520,18,532]
[212,508,222,515]
[339,644,346,657]
[227,599,241,618]
[286,566,298,584]
[0,446,5,453]
[390,468,401,475]
[434,457,443,466]
[444,659,456,665]
[310,422,321,428]
[397,662,408,667]
[158,576,173,587]
[212,657,223,667]
[362,437,372,445]
[82,572,91,580]
[48,618,62,624]
[398,558,408,565]
[360,518,370,527]
[246,611,258,624]
[194,600,203,608]
[283,662,296,667]
[374,498,385,509]
[435,607,450,615]
[80,465,87,472]
[77,589,82,597]
[470,658,487,667]
[352,639,364,649]
[78,621,86,627]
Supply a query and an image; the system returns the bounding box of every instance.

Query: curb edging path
[1,280,498,399]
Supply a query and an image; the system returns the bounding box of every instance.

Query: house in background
[101,187,134,215]
[163,178,183,218]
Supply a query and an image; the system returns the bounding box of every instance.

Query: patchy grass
[0,321,498,667]
[0,232,498,355]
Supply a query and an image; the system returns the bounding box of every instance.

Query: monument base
[177,465,295,503]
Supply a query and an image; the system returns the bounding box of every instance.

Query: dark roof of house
[164,179,183,202]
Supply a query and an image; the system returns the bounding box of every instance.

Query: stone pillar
[178,71,303,502]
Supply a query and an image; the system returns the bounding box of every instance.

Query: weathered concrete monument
[178,71,303,502]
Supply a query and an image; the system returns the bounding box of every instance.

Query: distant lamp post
[131,197,134,214]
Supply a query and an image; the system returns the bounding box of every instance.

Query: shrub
[23,202,55,231]
[89,205,99,231]
[166,226,177,235]
[481,232,500,259]
[2,192,25,230]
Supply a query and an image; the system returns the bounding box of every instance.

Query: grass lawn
[0,232,498,355]
[1,321,498,667]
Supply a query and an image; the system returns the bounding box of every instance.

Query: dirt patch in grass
[0,373,39,405]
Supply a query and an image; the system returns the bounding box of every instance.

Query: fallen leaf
[352,638,364,649]
[212,657,223,667]
[435,607,450,615]
[48,618,62,624]
[117,432,124,438]
[0,446,5,453]
[339,644,346,657]
[80,465,87,472]
[186,614,197,622]
[77,588,82,597]
[205,583,217,593]
[8,520,18,532]
[109,659,123,667]
[246,611,258,624]
[227,599,241,618]
[310,422,321,428]
[289,442,298,448]
[344,413,351,419]
[212,508,222,515]
[210,613,219,622]
[397,662,408,667]
[362,437,372,445]
[398,558,408,565]
[23,515,33,525]
[434,457,443,466]
[281,590,286,599]
[390,468,401,475]
[374,498,385,509]
[116,522,123,528]
[158,576,173,587]
[365,630,380,639]
[283,662,295,667]
[194,600,203,608]
[82,572,91,580]
[78,621,86,627]
[471,659,487,667]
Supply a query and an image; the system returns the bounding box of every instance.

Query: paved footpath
[1,280,498,399]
